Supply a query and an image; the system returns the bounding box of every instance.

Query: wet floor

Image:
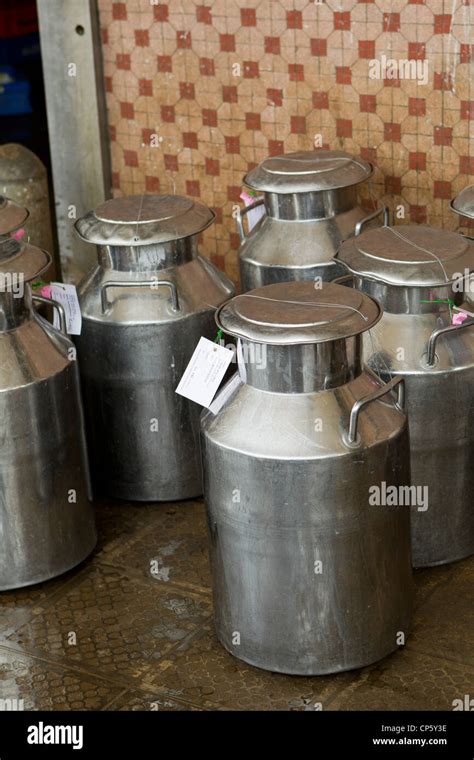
[0,498,473,711]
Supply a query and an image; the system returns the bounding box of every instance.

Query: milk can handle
[347,376,405,445]
[100,279,180,313]
[355,206,390,236]
[235,198,265,242]
[426,318,474,367]
[32,294,67,335]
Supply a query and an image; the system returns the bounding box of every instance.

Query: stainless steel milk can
[336,221,474,568]
[0,144,55,259]
[201,281,413,675]
[75,194,235,501]
[237,150,379,292]
[0,212,96,590]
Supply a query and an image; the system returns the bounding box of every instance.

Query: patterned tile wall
[98,0,474,284]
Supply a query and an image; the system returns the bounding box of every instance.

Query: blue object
[0,33,41,67]
[0,65,32,115]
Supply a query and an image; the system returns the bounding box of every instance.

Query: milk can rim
[74,194,215,246]
[215,281,382,345]
[244,149,373,194]
[336,224,474,287]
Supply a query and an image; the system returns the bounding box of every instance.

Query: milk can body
[201,281,413,675]
[237,150,380,292]
[0,230,95,590]
[337,222,474,567]
[75,195,235,501]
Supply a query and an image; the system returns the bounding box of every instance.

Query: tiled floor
[0,498,473,711]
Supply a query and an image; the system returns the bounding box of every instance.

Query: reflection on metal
[37,0,111,283]
[75,195,235,502]
[337,225,474,567]
[0,143,56,274]
[202,281,413,675]
[0,216,96,590]
[237,150,378,292]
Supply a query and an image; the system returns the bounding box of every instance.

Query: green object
[420,298,455,320]
[31,280,49,290]
[214,328,223,343]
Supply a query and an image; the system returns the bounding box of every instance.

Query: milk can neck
[355,276,463,315]
[241,337,363,393]
[98,237,197,272]
[264,187,356,221]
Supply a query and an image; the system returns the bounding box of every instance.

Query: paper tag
[236,338,247,382]
[240,191,265,232]
[176,337,234,408]
[49,283,82,335]
[208,372,243,415]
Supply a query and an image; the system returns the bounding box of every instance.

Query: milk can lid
[0,196,29,235]
[451,185,474,220]
[75,194,215,246]
[244,150,373,194]
[215,281,381,345]
[0,237,51,289]
[336,225,474,287]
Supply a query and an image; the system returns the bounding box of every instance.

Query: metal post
[37,0,111,282]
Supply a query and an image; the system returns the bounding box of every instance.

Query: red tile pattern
[98,0,474,284]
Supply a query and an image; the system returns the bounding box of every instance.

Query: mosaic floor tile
[6,565,211,686]
[408,556,474,670]
[93,498,159,558]
[105,688,202,711]
[327,649,474,711]
[0,568,90,640]
[98,500,212,593]
[412,562,457,610]
[0,648,118,711]
[147,625,352,711]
